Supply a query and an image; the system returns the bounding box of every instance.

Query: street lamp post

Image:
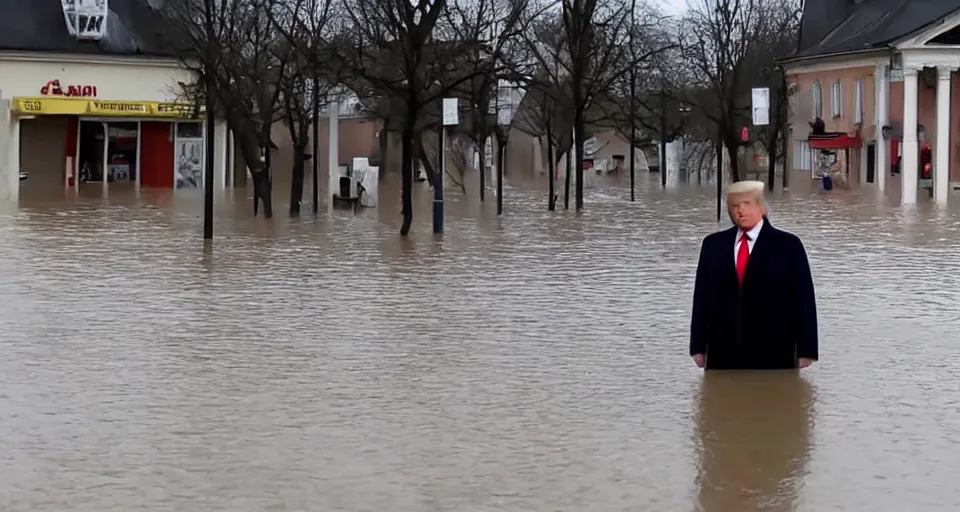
[629,0,636,202]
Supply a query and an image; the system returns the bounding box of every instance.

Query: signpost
[751,87,770,126]
[436,98,458,233]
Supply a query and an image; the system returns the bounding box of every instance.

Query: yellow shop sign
[88,100,151,115]
[11,97,203,118]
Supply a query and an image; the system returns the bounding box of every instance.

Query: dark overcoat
[689,218,819,370]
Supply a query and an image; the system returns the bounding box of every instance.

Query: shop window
[175,122,204,189]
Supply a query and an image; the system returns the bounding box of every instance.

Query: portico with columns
[893,53,957,205]
[888,14,960,205]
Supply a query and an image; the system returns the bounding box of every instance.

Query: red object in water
[740,127,749,142]
[921,144,933,178]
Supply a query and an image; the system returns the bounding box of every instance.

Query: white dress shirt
[733,219,763,264]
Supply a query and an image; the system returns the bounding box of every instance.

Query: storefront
[0,54,231,201]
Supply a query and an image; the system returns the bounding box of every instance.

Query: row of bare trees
[159,0,800,233]
[665,0,801,184]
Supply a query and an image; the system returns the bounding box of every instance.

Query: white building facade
[0,0,231,202]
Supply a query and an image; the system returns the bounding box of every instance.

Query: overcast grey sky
[656,0,686,16]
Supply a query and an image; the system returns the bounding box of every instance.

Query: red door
[140,121,174,188]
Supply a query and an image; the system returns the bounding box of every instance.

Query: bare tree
[674,0,796,183]
[520,0,670,210]
[513,14,577,209]
[511,78,573,210]
[270,0,340,216]
[163,0,292,218]
[443,0,529,203]
[746,0,801,190]
[337,0,521,235]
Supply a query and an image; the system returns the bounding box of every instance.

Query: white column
[902,67,920,204]
[0,99,16,201]
[876,64,889,191]
[327,101,339,213]
[935,67,953,203]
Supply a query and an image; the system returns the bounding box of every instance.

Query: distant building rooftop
[786,0,960,62]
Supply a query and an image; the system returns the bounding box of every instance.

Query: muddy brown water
[2,172,960,510]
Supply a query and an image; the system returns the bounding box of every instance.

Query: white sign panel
[442,98,459,126]
[751,87,770,126]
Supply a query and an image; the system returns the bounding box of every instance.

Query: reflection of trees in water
[694,372,815,512]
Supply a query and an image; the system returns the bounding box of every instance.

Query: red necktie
[736,233,750,286]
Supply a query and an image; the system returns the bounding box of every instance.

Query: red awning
[808,133,861,150]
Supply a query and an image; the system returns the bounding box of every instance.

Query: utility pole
[629,0,636,201]
[202,0,215,241]
[660,89,667,189]
[311,72,320,214]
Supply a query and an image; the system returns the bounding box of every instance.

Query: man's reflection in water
[694,371,815,511]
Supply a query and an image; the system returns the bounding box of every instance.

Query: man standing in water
[690,181,819,370]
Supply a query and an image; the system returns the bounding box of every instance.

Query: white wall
[0,54,194,102]
[0,53,230,202]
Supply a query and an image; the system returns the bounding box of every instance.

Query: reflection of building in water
[0,0,233,201]
[694,372,815,512]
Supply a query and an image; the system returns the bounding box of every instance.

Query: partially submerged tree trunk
[289,139,308,216]
[286,104,312,217]
[546,131,555,211]
[564,146,571,210]
[228,119,273,219]
[478,138,486,202]
[573,106,585,210]
[400,109,417,236]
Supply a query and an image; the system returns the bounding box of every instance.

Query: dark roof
[0,0,184,58]
[788,0,960,61]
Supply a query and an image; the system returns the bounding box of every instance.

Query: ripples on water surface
[2,175,960,511]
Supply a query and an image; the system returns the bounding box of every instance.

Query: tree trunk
[767,141,778,192]
[564,146,571,210]
[780,69,790,191]
[725,140,741,182]
[546,131,555,211]
[716,136,723,222]
[574,106,585,210]
[417,136,437,185]
[660,98,667,189]
[380,122,390,172]
[400,116,416,236]
[253,126,274,218]
[496,136,505,215]
[479,137,486,202]
[289,147,306,216]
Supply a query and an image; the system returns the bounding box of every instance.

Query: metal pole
[203,76,215,240]
[716,135,722,223]
[496,135,503,215]
[312,75,319,214]
[660,91,667,189]
[434,123,444,233]
[629,0,636,201]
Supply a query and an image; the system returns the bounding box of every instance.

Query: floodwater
[2,172,960,511]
